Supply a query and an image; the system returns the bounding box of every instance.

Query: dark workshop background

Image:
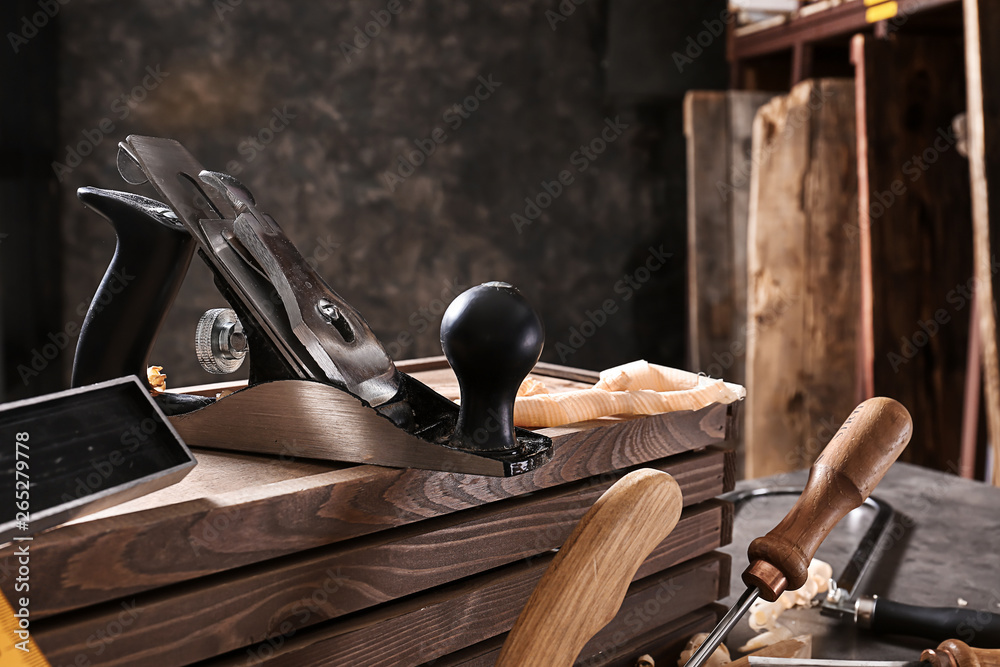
[0,0,727,400]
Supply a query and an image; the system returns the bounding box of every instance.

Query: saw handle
[923,640,1000,667]
[867,598,1000,647]
[496,469,684,667]
[743,397,912,601]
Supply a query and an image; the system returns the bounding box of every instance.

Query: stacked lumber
[0,359,736,666]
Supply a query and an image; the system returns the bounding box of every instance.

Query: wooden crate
[0,359,736,666]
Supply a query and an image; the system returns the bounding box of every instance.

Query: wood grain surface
[0,415,730,619]
[496,470,684,667]
[684,90,774,387]
[33,477,732,666]
[745,78,861,478]
[200,552,731,667]
[684,89,774,478]
[963,0,1000,485]
[435,604,725,667]
[853,34,972,473]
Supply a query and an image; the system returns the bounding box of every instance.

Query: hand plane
[71,135,552,477]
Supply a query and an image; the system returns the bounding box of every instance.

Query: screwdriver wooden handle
[922,640,1000,667]
[496,469,684,667]
[743,397,912,601]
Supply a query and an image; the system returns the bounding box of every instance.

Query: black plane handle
[72,187,195,391]
[862,597,1000,647]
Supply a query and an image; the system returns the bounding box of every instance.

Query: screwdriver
[683,397,913,667]
[747,639,999,667]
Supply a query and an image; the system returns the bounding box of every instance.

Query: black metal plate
[0,376,196,544]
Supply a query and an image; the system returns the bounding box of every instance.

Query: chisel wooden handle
[922,640,1000,667]
[743,397,912,601]
[496,469,684,667]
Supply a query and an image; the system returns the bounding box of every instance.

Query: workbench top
[721,462,1000,659]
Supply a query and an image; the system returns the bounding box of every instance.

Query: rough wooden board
[685,89,774,479]
[200,552,731,667]
[0,445,731,621]
[963,0,1000,485]
[684,90,774,387]
[745,78,861,478]
[854,34,972,473]
[32,478,732,666]
[686,91,732,379]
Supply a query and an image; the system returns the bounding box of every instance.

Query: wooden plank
[686,90,773,477]
[0,446,732,620]
[201,552,731,667]
[434,604,724,667]
[685,90,774,386]
[854,34,972,472]
[963,0,1000,485]
[685,91,732,379]
[745,78,861,477]
[32,479,732,666]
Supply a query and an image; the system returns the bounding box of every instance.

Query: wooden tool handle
[496,469,684,667]
[922,640,1000,667]
[743,397,912,601]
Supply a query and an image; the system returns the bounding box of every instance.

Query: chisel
[748,639,999,667]
[683,397,913,667]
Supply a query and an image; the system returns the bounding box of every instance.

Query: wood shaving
[147,365,167,393]
[678,632,730,667]
[636,655,655,667]
[739,626,794,653]
[514,360,745,428]
[742,559,831,651]
[516,376,550,397]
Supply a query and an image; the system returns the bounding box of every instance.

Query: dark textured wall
[46,0,718,389]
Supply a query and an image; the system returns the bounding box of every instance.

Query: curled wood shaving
[637,655,655,667]
[517,375,550,397]
[678,632,730,667]
[740,558,832,652]
[147,365,167,393]
[740,626,794,653]
[514,360,745,428]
